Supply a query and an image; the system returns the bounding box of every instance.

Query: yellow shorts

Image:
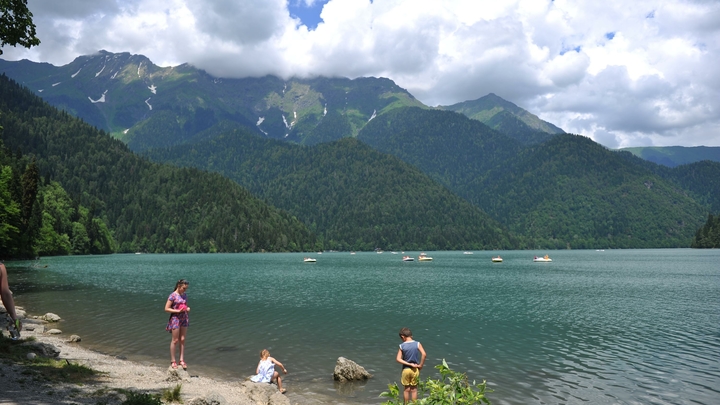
[401,367,420,386]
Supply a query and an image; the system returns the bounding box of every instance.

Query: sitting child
[250,349,288,393]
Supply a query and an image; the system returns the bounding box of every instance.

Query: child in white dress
[250,349,288,393]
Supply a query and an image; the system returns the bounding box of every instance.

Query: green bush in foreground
[381,360,492,404]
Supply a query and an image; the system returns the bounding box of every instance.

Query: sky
[2,0,720,148]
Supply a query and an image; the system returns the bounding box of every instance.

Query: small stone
[26,352,37,360]
[68,335,81,342]
[47,329,62,335]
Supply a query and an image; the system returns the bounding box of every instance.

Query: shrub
[381,359,493,404]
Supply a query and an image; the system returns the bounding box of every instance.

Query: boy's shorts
[401,367,420,386]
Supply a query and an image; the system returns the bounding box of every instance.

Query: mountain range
[2,51,719,251]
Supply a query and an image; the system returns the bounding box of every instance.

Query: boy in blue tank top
[396,327,427,403]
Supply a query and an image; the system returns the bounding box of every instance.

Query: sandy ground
[0,308,294,405]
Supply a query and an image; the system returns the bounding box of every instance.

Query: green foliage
[691,213,720,248]
[121,391,162,405]
[0,74,315,255]
[161,384,182,403]
[381,360,492,405]
[0,0,41,55]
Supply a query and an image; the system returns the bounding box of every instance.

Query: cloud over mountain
[3,0,719,148]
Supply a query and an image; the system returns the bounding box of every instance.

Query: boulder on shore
[333,357,373,382]
[239,381,289,405]
[42,313,62,322]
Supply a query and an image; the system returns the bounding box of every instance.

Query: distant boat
[350,252,356,255]
[491,256,503,263]
[418,254,433,261]
[402,256,414,262]
[463,251,473,255]
[533,255,552,262]
[304,257,317,263]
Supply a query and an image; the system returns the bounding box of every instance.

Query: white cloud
[1,0,718,146]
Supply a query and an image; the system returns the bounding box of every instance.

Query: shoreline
[0,306,303,405]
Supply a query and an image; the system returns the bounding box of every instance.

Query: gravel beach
[0,307,295,405]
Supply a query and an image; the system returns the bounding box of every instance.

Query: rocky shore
[0,306,293,405]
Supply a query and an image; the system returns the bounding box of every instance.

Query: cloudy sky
[2,0,719,148]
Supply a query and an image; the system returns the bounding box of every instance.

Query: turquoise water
[8,249,720,404]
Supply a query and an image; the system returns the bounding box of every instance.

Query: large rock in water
[333,357,373,382]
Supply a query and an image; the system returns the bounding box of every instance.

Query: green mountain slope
[0,51,424,150]
[618,146,720,167]
[358,108,707,248]
[358,107,524,204]
[477,135,707,248]
[144,125,518,251]
[439,93,564,145]
[0,74,315,253]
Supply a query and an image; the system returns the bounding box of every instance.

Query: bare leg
[272,371,285,392]
[178,327,187,363]
[170,328,180,364]
[410,386,418,402]
[403,385,411,404]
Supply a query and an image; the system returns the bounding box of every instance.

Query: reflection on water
[7,249,720,405]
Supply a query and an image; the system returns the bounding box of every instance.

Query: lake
[7,249,720,404]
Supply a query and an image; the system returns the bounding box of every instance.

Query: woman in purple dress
[165,279,190,369]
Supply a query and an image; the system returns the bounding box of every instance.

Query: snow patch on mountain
[145,98,152,110]
[123,129,129,134]
[111,71,118,79]
[71,68,82,78]
[283,115,290,129]
[324,104,327,116]
[52,82,61,87]
[148,85,157,94]
[38,89,43,92]
[257,117,265,126]
[89,90,108,103]
[138,62,142,77]
[368,109,377,122]
[95,64,105,77]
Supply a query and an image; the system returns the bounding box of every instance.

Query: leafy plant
[162,384,183,403]
[381,359,492,405]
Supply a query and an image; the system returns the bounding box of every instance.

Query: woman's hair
[260,349,270,359]
[174,279,189,291]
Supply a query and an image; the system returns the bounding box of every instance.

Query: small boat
[463,251,473,255]
[491,256,503,263]
[418,254,433,261]
[402,256,414,262]
[303,257,317,263]
[533,255,552,262]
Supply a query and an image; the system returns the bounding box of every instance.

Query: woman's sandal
[280,388,287,394]
[171,361,178,369]
[180,360,187,370]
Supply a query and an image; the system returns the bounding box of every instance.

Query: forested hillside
[145,125,518,251]
[0,74,316,254]
[359,108,708,248]
[0,144,114,258]
[691,213,720,248]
